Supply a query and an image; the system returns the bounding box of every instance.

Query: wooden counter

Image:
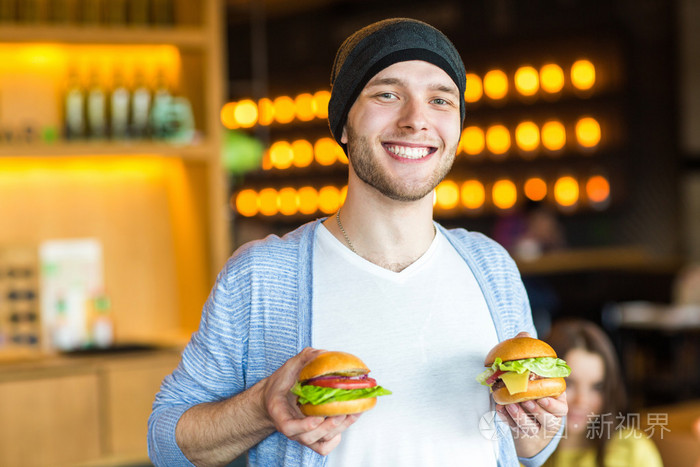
[0,347,182,467]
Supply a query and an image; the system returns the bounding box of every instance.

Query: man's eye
[433,98,447,105]
[378,92,396,99]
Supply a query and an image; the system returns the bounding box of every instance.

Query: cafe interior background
[0,0,698,465]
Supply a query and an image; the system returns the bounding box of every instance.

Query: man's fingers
[294,414,359,446]
[308,433,343,456]
[504,403,541,437]
[521,400,560,434]
[536,392,568,418]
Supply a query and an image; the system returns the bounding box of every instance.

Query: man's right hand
[262,347,361,456]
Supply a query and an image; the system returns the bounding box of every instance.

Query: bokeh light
[461,180,486,210]
[492,179,517,210]
[483,69,508,100]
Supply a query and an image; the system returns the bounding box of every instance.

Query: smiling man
[148,18,567,467]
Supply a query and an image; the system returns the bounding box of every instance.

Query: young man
[148,18,567,466]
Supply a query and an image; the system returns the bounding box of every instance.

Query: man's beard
[345,126,458,202]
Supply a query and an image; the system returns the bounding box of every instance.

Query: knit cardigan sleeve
[147,222,321,466]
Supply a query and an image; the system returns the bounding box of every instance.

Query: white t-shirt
[312,225,499,467]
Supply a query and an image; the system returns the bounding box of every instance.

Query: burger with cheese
[477,337,571,404]
[291,351,392,416]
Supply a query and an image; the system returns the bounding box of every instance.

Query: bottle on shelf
[16,0,39,23]
[110,67,130,140]
[151,0,173,26]
[149,67,172,140]
[86,67,107,139]
[0,0,17,23]
[127,0,149,26]
[104,0,126,25]
[64,64,86,140]
[89,292,113,348]
[130,66,152,139]
[78,0,101,25]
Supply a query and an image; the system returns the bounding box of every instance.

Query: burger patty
[491,372,544,391]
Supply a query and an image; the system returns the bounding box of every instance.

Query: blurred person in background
[544,319,663,467]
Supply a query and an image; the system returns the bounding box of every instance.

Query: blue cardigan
[148,220,560,466]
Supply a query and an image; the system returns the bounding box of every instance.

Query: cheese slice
[501,370,530,394]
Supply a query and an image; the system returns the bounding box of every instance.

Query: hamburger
[291,351,392,416]
[476,337,571,405]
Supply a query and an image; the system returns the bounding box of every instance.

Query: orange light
[524,177,547,202]
[278,187,299,216]
[586,175,610,204]
[575,117,601,148]
[435,180,460,210]
[486,125,511,155]
[336,144,348,164]
[273,95,296,124]
[571,59,596,91]
[261,150,272,170]
[492,179,517,210]
[269,141,294,170]
[258,188,279,216]
[483,69,509,100]
[233,99,258,128]
[258,98,275,126]
[220,102,238,129]
[465,73,483,103]
[515,121,540,152]
[295,93,316,122]
[514,66,539,96]
[540,64,565,94]
[461,126,485,156]
[235,189,258,217]
[541,120,567,151]
[318,186,341,214]
[313,90,331,119]
[297,186,319,215]
[461,180,486,210]
[291,139,314,168]
[554,176,579,208]
[314,137,339,166]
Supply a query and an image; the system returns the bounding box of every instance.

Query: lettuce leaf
[291,382,392,405]
[476,357,571,386]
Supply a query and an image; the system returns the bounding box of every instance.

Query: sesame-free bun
[299,396,377,417]
[299,351,369,381]
[492,377,567,404]
[484,337,558,366]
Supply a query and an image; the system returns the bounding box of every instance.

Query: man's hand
[495,331,568,458]
[262,347,361,456]
[496,391,568,458]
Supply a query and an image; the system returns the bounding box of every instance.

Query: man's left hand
[496,391,568,458]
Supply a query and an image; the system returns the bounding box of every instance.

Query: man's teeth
[386,145,430,159]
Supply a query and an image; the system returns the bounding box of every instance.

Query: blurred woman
[543,319,663,467]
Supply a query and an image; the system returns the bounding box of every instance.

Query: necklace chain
[336,208,437,255]
[336,208,357,253]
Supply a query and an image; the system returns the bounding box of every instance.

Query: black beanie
[328,18,467,150]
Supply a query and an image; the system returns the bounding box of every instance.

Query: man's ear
[341,125,348,145]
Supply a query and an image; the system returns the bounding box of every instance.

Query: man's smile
[382,143,437,160]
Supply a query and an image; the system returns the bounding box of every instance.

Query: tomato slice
[309,377,378,389]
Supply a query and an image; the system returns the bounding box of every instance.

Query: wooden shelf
[0,24,207,49]
[0,140,216,160]
[516,246,681,275]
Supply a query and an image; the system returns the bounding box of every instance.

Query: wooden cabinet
[0,370,101,466]
[0,349,181,466]
[0,0,228,345]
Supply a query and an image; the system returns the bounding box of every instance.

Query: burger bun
[492,377,566,405]
[299,396,377,417]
